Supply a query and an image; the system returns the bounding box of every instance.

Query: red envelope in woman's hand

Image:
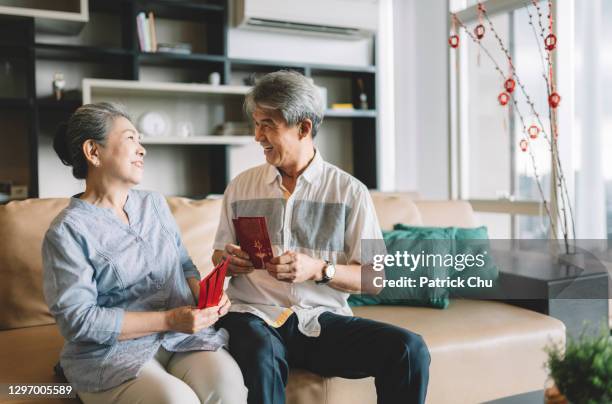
[197,257,229,309]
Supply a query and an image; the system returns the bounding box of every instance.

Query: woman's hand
[165,306,220,334]
[217,293,231,317]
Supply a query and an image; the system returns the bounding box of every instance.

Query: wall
[37,7,379,197]
[36,1,452,198]
[226,27,375,181]
[393,0,450,199]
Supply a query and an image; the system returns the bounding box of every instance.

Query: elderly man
[213,71,429,404]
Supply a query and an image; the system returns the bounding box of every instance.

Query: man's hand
[223,243,255,276]
[265,251,325,283]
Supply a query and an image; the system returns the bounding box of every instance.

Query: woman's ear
[82,139,101,167]
[299,119,313,139]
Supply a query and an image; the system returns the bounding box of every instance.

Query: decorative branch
[527,0,576,244]
[453,14,558,237]
[450,1,575,252]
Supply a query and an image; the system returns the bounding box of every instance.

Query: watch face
[325,264,336,279]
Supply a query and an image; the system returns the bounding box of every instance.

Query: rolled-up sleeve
[345,185,386,265]
[42,224,124,345]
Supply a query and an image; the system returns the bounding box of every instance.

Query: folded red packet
[232,217,274,269]
[197,257,229,309]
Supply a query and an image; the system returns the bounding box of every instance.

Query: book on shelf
[136,12,147,51]
[331,103,355,110]
[148,11,157,52]
[157,43,192,55]
[136,11,158,52]
[136,11,192,55]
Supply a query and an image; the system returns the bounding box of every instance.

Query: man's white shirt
[213,150,383,337]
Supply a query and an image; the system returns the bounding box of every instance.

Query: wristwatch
[316,261,336,284]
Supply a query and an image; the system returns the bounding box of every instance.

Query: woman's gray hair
[53,102,131,179]
[244,70,325,137]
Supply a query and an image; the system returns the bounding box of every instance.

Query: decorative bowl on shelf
[138,111,170,138]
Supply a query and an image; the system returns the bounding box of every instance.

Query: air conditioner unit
[232,0,378,39]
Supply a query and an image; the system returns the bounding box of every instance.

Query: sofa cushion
[370,192,423,230]
[348,226,453,309]
[165,197,222,277]
[0,303,565,404]
[414,200,477,228]
[0,324,76,404]
[286,300,566,404]
[0,198,68,330]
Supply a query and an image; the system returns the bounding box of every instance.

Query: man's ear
[298,119,313,139]
[82,139,101,166]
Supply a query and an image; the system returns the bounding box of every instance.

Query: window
[574,0,612,239]
[450,0,569,238]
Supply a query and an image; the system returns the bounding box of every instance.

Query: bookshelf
[0,0,378,199]
[0,0,88,34]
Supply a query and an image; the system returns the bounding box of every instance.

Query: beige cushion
[166,197,222,277]
[0,194,570,404]
[286,300,566,404]
[0,301,566,404]
[414,200,477,228]
[0,199,68,330]
[0,324,76,404]
[370,192,423,230]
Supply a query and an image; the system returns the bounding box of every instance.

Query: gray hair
[53,102,131,179]
[244,70,325,137]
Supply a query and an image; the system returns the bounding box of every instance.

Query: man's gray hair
[244,70,325,138]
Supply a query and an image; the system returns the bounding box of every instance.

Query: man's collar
[265,149,324,185]
[299,149,323,184]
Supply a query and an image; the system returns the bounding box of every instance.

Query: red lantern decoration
[528,125,540,139]
[474,24,485,39]
[548,92,561,108]
[504,78,516,93]
[448,35,459,48]
[519,139,528,152]
[498,92,510,106]
[544,34,557,51]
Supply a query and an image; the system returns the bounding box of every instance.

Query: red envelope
[197,257,229,309]
[232,217,274,269]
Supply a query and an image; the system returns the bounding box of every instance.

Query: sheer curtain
[575,0,607,239]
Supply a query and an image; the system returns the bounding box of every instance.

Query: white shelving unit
[82,79,251,102]
[0,0,88,34]
[82,78,254,197]
[141,136,253,146]
[83,79,251,142]
[324,109,377,118]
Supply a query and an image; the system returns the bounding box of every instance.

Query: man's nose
[254,126,265,142]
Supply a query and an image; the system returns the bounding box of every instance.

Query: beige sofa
[0,193,566,404]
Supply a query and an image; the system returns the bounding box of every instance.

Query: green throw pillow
[348,224,498,309]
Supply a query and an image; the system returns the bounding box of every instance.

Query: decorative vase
[544,378,569,404]
[556,252,586,269]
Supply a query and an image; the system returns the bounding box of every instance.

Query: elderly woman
[42,102,247,404]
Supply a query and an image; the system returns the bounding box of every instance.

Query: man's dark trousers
[218,311,430,404]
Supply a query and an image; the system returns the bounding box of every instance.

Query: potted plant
[545,330,612,404]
